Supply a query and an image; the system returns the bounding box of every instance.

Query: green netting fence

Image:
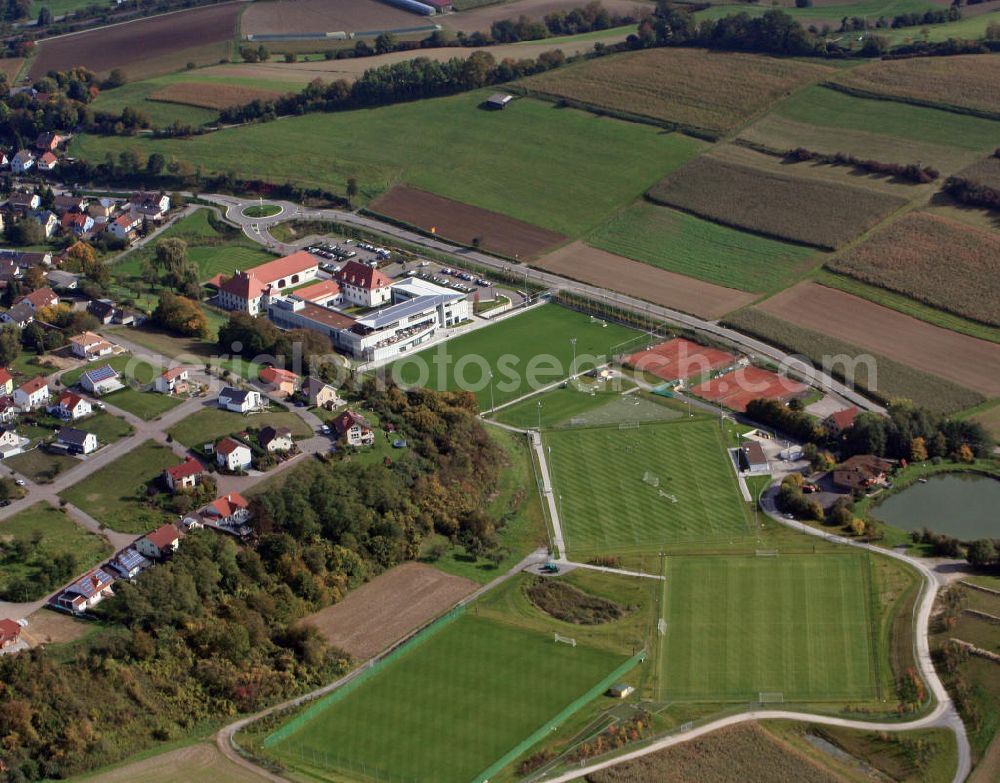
[262,604,467,749]
[468,648,648,783]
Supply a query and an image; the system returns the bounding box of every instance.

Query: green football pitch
[389,304,643,409]
[659,554,878,702]
[545,418,751,555]
[267,614,626,783]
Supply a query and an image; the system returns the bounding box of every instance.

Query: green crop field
[545,418,751,556]
[588,202,817,293]
[772,85,1000,152]
[59,440,179,533]
[265,612,625,783]
[660,553,878,702]
[71,91,708,237]
[390,304,643,410]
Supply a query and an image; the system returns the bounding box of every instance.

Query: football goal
[755,549,779,558]
[759,692,784,704]
[657,618,667,637]
[554,633,577,648]
[618,421,640,431]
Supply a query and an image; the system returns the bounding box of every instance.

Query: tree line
[784,147,940,184]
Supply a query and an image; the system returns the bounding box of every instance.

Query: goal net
[643,471,660,488]
[657,618,667,637]
[759,692,784,704]
[554,633,577,647]
[755,549,779,557]
[618,421,640,430]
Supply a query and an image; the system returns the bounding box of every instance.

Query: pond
[873,472,1000,540]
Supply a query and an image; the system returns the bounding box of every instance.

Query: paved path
[203,195,886,416]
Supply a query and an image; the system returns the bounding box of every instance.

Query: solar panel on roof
[83,365,117,383]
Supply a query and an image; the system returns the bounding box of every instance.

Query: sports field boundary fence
[469,649,648,783]
[262,604,467,749]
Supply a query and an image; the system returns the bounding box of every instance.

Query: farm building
[486,93,513,110]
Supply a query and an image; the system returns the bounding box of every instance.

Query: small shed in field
[486,93,513,110]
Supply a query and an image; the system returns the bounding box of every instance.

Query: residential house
[53,194,86,214]
[0,368,12,396]
[60,211,93,236]
[107,547,151,580]
[154,366,191,394]
[30,210,58,238]
[88,197,118,222]
[35,132,65,152]
[7,191,40,212]
[163,456,203,491]
[136,523,183,560]
[49,391,92,420]
[303,376,340,409]
[217,386,263,414]
[332,410,374,446]
[0,397,18,424]
[0,302,34,328]
[10,150,34,174]
[46,270,79,290]
[0,427,27,457]
[55,568,115,613]
[824,406,860,437]
[68,331,114,360]
[80,364,123,396]
[13,376,48,410]
[57,426,98,454]
[832,455,895,492]
[0,257,19,290]
[107,213,141,242]
[86,298,115,324]
[259,366,299,397]
[259,425,293,453]
[336,260,393,308]
[36,152,58,172]
[0,618,21,650]
[0,249,51,267]
[203,492,250,526]
[16,286,58,311]
[215,437,252,472]
[129,191,170,221]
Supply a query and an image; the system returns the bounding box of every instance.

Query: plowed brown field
[149,82,286,110]
[369,185,567,259]
[536,241,755,320]
[300,563,477,661]
[756,282,1000,396]
[242,0,422,36]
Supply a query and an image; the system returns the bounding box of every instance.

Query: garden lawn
[71,91,708,237]
[588,202,817,294]
[6,449,79,484]
[389,304,642,409]
[59,440,179,533]
[102,388,184,421]
[661,553,878,702]
[0,502,111,600]
[545,418,750,556]
[167,407,311,448]
[73,411,134,444]
[112,326,263,380]
[267,613,625,783]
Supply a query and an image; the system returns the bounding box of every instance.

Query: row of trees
[784,147,940,184]
[217,312,336,380]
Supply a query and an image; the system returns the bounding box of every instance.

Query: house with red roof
[332,410,374,447]
[55,567,115,613]
[215,437,252,472]
[48,390,92,420]
[13,376,49,410]
[36,151,58,172]
[259,366,299,397]
[60,211,93,236]
[0,368,12,397]
[136,524,183,560]
[336,260,392,308]
[824,406,860,436]
[0,618,21,650]
[68,331,115,360]
[163,456,203,491]
[107,212,141,242]
[291,278,341,307]
[217,251,319,314]
[15,286,58,311]
[204,492,251,525]
[154,366,192,395]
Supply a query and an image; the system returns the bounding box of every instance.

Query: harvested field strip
[815,270,1000,346]
[754,282,1000,397]
[647,155,908,249]
[241,0,430,36]
[737,113,980,175]
[29,3,243,79]
[586,722,842,783]
[517,47,833,135]
[722,309,986,414]
[76,742,265,783]
[368,185,566,259]
[587,201,817,293]
[298,562,477,661]
[148,82,286,110]
[536,241,755,320]
[830,54,1000,117]
[772,85,1000,152]
[827,212,1000,327]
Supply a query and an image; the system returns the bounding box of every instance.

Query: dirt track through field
[756,282,1000,396]
[79,742,262,783]
[536,241,755,320]
[30,3,242,79]
[370,185,567,259]
[300,562,478,661]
